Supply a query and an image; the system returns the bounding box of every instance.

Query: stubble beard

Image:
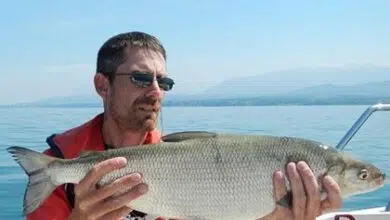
[109,96,161,132]
[131,106,160,132]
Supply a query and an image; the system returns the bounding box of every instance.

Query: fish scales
[7,132,385,220]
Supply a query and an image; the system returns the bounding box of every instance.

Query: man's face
[103,48,169,132]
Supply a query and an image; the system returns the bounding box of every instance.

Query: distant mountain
[164,80,390,106]
[163,95,390,107]
[35,94,101,105]
[201,66,390,98]
[3,66,390,107]
[286,80,390,98]
[7,94,102,108]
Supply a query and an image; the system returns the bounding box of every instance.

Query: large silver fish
[8,131,386,220]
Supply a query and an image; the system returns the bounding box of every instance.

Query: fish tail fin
[7,146,60,216]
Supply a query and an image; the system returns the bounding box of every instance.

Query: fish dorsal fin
[161,131,218,142]
[79,150,101,158]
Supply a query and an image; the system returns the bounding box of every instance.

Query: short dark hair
[96,31,167,81]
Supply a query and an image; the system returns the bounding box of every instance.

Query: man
[27,31,342,220]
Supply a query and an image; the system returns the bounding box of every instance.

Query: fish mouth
[375,173,386,185]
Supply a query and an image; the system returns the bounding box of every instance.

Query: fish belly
[123,141,308,219]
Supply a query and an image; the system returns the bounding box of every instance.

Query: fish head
[327,157,386,198]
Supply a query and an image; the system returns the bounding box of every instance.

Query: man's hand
[68,157,148,220]
[262,161,342,220]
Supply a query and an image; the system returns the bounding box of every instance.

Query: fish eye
[358,169,369,180]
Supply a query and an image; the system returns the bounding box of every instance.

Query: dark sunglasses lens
[131,73,153,88]
[131,72,174,91]
[158,78,174,91]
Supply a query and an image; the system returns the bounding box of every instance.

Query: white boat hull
[317,207,390,220]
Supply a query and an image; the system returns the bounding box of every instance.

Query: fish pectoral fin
[276,191,293,209]
[161,131,218,142]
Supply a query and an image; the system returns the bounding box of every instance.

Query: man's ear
[94,73,109,101]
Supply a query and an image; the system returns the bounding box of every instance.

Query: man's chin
[140,118,157,131]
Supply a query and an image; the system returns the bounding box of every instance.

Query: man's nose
[145,79,162,98]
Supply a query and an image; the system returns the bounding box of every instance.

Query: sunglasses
[115,71,175,91]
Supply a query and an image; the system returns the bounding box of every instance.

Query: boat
[318,205,390,220]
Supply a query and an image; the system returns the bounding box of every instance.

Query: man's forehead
[119,47,167,74]
[124,47,165,61]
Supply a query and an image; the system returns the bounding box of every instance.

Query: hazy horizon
[2,1,390,104]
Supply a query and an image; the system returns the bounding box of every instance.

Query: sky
[1,0,390,104]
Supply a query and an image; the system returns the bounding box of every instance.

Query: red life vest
[26,113,164,220]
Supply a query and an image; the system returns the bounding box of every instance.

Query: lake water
[1,105,389,219]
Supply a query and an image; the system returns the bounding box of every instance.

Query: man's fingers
[321,175,342,213]
[94,183,149,218]
[76,157,128,196]
[272,170,287,202]
[297,161,321,218]
[286,162,306,220]
[84,172,143,207]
